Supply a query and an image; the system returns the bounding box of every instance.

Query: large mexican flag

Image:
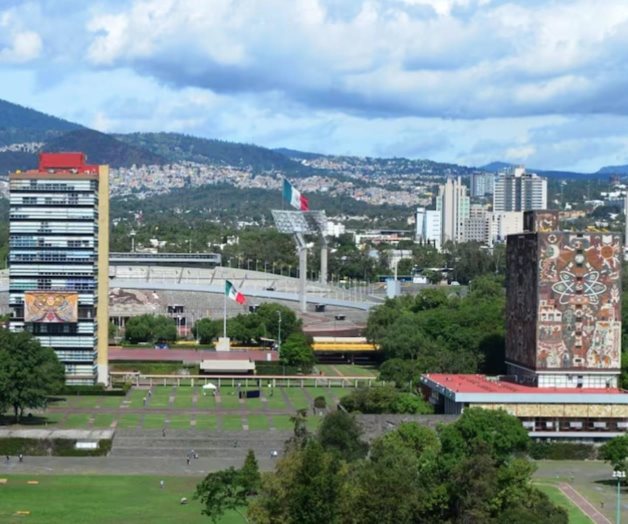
[225,280,246,305]
[282,178,309,211]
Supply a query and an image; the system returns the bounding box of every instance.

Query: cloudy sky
[2,0,628,171]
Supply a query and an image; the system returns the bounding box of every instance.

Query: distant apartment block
[463,205,492,244]
[470,172,495,197]
[9,153,109,385]
[493,166,547,212]
[462,207,523,246]
[415,207,442,250]
[436,177,469,245]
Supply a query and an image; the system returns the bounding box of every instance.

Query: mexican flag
[225,280,246,305]
[283,178,309,211]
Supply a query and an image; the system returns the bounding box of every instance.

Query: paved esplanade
[0,453,279,475]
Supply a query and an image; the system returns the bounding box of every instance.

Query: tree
[340,386,432,415]
[376,422,441,467]
[317,411,368,462]
[339,438,424,524]
[124,314,177,343]
[240,450,261,495]
[195,467,248,523]
[192,318,221,344]
[248,441,344,524]
[280,333,314,373]
[600,434,628,471]
[439,408,529,464]
[0,330,65,422]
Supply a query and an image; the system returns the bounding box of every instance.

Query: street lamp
[130,229,136,253]
[276,311,282,353]
[614,470,625,524]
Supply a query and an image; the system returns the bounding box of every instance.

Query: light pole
[276,311,282,353]
[614,470,625,524]
[130,229,136,253]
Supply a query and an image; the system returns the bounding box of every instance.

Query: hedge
[55,384,130,396]
[528,441,597,460]
[0,438,112,457]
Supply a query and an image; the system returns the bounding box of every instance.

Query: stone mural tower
[506,210,622,388]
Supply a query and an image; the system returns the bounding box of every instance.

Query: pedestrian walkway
[559,483,611,524]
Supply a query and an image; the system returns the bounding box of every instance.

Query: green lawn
[116,414,140,429]
[61,414,90,428]
[535,484,592,524]
[194,416,217,430]
[0,475,246,524]
[97,396,124,409]
[92,414,114,429]
[315,364,340,377]
[333,364,378,378]
[217,388,242,409]
[271,415,295,431]
[222,416,244,431]
[167,415,192,429]
[143,414,167,429]
[247,415,270,431]
[282,388,309,410]
[263,390,287,410]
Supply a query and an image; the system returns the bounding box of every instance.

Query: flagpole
[223,284,227,339]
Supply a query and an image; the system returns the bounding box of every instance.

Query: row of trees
[197,408,567,523]
[367,275,506,385]
[0,330,64,422]
[123,304,316,373]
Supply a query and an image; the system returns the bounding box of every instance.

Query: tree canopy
[124,314,177,344]
[0,330,65,421]
[244,409,566,524]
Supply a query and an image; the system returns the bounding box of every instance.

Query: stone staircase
[110,429,291,460]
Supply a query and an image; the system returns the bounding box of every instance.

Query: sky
[2,0,628,172]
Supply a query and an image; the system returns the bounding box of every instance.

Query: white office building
[492,211,524,244]
[436,177,470,245]
[493,166,547,212]
[416,208,442,250]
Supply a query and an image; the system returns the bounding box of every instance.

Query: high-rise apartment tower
[436,177,470,245]
[493,166,547,212]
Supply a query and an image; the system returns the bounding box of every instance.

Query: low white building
[416,207,442,250]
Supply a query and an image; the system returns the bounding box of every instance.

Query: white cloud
[0,29,42,63]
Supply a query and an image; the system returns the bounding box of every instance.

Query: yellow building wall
[96,165,109,384]
[473,402,626,418]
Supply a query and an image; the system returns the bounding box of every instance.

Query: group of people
[185,449,199,465]
[4,454,23,463]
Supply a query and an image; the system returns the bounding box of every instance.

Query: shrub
[313,396,327,409]
[528,441,597,460]
[340,387,432,414]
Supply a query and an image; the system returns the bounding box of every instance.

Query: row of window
[12,195,96,206]
[11,223,97,234]
[10,180,97,191]
[10,237,95,248]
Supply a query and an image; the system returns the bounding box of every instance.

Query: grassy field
[1,384,358,432]
[0,475,245,524]
[534,483,592,524]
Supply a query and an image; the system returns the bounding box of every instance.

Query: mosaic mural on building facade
[537,232,621,370]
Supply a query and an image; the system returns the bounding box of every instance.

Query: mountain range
[0,98,626,179]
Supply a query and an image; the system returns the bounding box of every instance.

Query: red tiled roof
[423,373,624,395]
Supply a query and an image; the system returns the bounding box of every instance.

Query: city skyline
[1,1,628,172]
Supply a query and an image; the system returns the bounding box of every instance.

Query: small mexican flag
[225,280,246,305]
[283,178,309,211]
